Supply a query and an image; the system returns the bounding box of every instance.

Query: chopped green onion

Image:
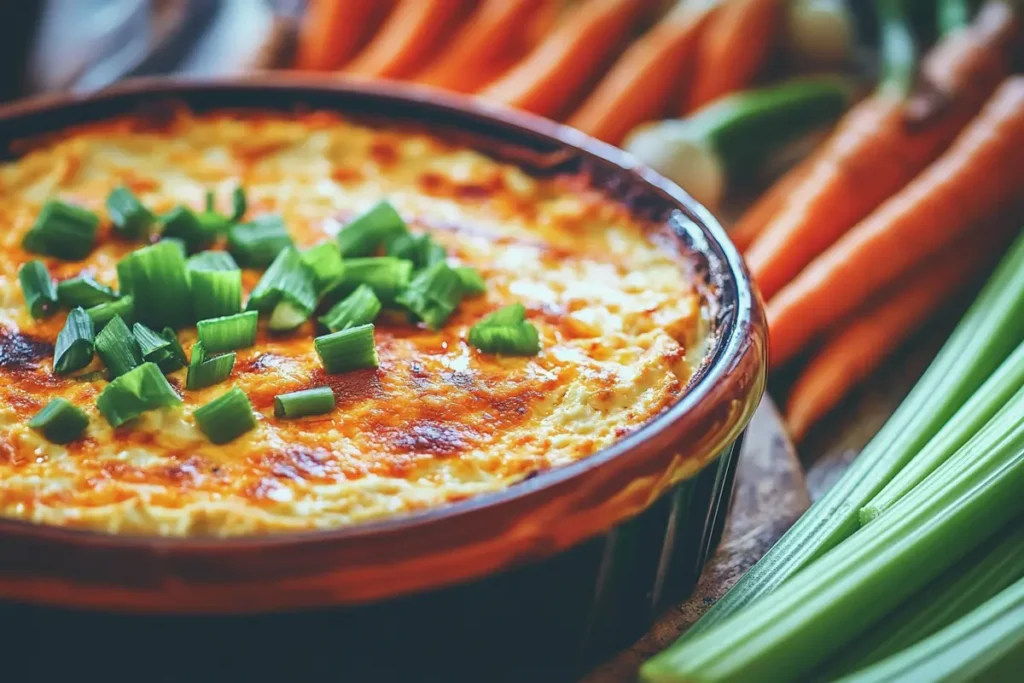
[187,250,238,271]
[86,295,135,331]
[274,386,335,419]
[56,275,118,309]
[468,303,540,356]
[334,256,412,304]
[28,398,89,444]
[396,261,464,330]
[227,214,292,268]
[116,240,192,329]
[53,307,95,375]
[246,247,317,331]
[130,322,183,374]
[194,387,257,444]
[106,186,154,240]
[187,251,242,320]
[161,206,218,253]
[197,310,258,353]
[157,327,188,374]
[314,324,379,374]
[96,362,182,428]
[454,266,486,296]
[475,302,526,327]
[386,232,447,269]
[231,186,247,222]
[185,341,236,390]
[22,200,99,261]
[205,190,215,213]
[319,284,381,332]
[94,314,143,378]
[18,260,59,319]
[337,200,408,257]
[301,241,345,294]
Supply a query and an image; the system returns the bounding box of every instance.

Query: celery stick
[863,339,1024,522]
[834,575,1024,683]
[820,518,1024,680]
[680,230,1024,638]
[640,399,1024,682]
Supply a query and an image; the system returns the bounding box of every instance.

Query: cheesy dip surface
[0,110,707,536]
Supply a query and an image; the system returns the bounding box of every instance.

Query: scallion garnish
[246,247,317,331]
[18,260,59,319]
[187,250,242,320]
[475,302,527,327]
[96,362,182,427]
[95,314,143,378]
[56,275,119,309]
[468,303,540,356]
[22,200,99,261]
[387,232,447,269]
[231,186,247,222]
[335,257,412,304]
[319,284,381,332]
[454,266,486,296]
[53,307,95,375]
[185,340,236,390]
[157,327,188,374]
[396,261,464,330]
[116,240,193,329]
[301,242,345,295]
[28,398,89,444]
[274,386,335,419]
[227,214,292,268]
[197,310,258,354]
[193,387,257,444]
[314,323,379,374]
[161,206,218,254]
[337,200,408,257]
[106,186,154,240]
[131,322,181,373]
[87,295,135,331]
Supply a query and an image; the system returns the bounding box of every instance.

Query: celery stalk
[938,0,972,36]
[820,518,1024,680]
[834,575,1024,683]
[640,395,1024,682]
[863,339,1024,522]
[679,230,1024,638]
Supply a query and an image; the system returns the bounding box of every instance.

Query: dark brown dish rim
[0,75,767,613]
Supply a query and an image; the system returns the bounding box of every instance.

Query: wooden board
[583,397,809,682]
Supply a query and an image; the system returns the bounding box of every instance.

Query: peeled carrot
[479,0,657,119]
[684,0,783,113]
[729,152,816,253]
[785,235,1003,442]
[746,1,1019,300]
[343,0,474,80]
[414,0,552,93]
[567,1,721,144]
[294,0,392,71]
[769,76,1024,368]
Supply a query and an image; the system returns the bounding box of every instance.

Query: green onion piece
[319,284,382,332]
[86,295,135,331]
[314,324,379,374]
[53,307,95,375]
[96,361,182,427]
[94,314,143,378]
[106,186,154,240]
[396,261,464,330]
[334,257,412,304]
[227,214,292,268]
[56,275,119,309]
[28,398,89,444]
[454,266,486,296]
[161,206,219,254]
[231,186,247,222]
[18,260,59,319]
[204,189,215,213]
[246,247,317,331]
[157,327,188,374]
[185,341,236,390]
[131,322,176,370]
[274,386,336,419]
[197,310,258,353]
[475,302,525,326]
[194,387,257,444]
[386,232,447,269]
[468,321,540,356]
[187,251,242,321]
[337,200,408,257]
[22,200,99,261]
[301,241,345,294]
[116,240,192,329]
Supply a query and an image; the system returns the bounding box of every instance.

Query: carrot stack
[294,0,393,71]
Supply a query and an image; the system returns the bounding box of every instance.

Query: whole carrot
[769,76,1024,367]
[684,0,784,113]
[729,152,815,252]
[343,0,474,80]
[785,234,1005,442]
[567,0,722,144]
[478,0,658,119]
[294,0,392,71]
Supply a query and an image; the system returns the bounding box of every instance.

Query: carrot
[294,0,392,71]
[784,234,1004,442]
[478,0,658,119]
[413,0,552,93]
[746,1,1019,300]
[567,0,722,144]
[729,152,816,253]
[768,76,1024,368]
[343,0,474,80]
[684,0,784,113]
